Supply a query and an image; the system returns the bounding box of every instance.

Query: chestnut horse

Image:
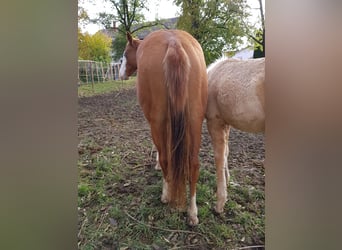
[119,30,208,225]
[206,58,265,213]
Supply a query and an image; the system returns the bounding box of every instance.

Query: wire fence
[78,60,121,85]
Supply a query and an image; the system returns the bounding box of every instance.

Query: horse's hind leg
[150,122,170,203]
[187,126,202,226]
[224,131,230,186]
[207,118,230,213]
[188,159,199,225]
[153,144,161,170]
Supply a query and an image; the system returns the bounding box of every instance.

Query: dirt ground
[78,86,265,186]
[78,86,265,249]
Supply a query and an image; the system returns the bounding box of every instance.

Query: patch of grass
[78,183,91,197]
[198,204,212,219]
[196,183,214,205]
[78,143,264,249]
[80,143,263,248]
[78,138,264,249]
[109,205,124,220]
[78,78,136,97]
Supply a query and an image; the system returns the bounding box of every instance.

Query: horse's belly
[219,97,265,133]
[229,113,264,133]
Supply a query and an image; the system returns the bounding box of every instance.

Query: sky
[79,0,264,35]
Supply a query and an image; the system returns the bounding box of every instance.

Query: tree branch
[124,0,129,31]
[248,34,262,46]
[128,0,139,31]
[258,0,265,30]
[131,20,173,34]
[112,0,126,28]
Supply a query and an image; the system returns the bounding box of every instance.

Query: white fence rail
[78,60,121,84]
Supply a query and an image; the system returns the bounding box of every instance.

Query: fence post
[90,62,94,92]
[108,64,110,80]
[114,64,118,80]
[95,62,99,83]
[101,62,105,82]
[117,64,121,80]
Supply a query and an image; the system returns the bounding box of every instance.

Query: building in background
[232,47,254,59]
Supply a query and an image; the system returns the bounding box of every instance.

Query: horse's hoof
[188,216,199,226]
[155,163,161,170]
[161,195,169,204]
[215,205,224,214]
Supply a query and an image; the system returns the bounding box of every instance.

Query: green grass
[78,145,265,249]
[78,77,136,97]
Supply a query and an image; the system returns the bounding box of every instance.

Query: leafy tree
[251,0,265,58]
[96,12,116,29]
[97,0,147,33]
[111,29,127,61]
[78,0,91,29]
[78,30,112,63]
[253,28,264,58]
[96,0,171,61]
[91,0,147,62]
[175,0,250,64]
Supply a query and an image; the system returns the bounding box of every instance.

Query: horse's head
[119,32,141,80]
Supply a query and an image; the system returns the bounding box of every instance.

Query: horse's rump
[163,39,190,113]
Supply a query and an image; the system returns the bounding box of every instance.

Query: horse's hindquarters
[208,58,265,133]
[135,30,207,225]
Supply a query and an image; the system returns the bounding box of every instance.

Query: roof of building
[133,17,178,39]
[99,28,118,39]
[232,47,254,59]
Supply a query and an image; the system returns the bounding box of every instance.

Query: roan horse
[206,57,265,214]
[119,30,208,225]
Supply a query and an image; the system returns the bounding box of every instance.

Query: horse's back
[206,58,265,133]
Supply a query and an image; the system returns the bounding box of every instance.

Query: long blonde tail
[163,39,191,208]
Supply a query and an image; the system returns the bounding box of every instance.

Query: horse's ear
[126,32,133,46]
